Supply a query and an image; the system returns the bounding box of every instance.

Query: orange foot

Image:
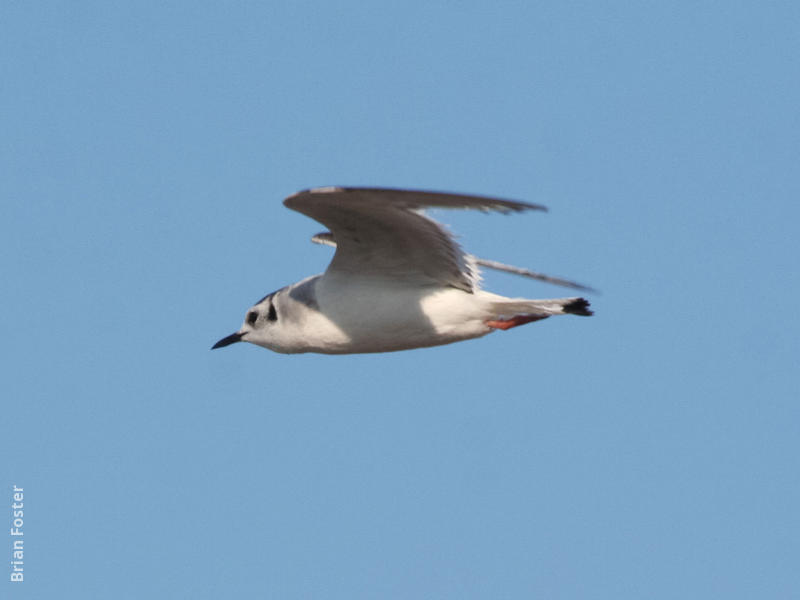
[485,314,549,330]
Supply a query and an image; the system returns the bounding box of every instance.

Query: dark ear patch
[267,302,277,321]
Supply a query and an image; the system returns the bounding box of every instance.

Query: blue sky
[3,2,799,598]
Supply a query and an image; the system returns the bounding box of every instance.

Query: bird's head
[212,292,280,351]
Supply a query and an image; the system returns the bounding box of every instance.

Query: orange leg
[485,314,549,330]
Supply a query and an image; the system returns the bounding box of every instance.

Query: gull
[212,187,593,354]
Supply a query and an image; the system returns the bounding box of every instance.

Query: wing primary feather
[310,232,336,247]
[286,187,547,213]
[474,257,598,293]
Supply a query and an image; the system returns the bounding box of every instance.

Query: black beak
[211,332,244,350]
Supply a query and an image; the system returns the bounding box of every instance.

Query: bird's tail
[490,296,593,318]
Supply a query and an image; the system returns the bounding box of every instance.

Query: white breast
[294,274,493,354]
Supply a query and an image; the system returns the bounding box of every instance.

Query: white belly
[306,277,494,354]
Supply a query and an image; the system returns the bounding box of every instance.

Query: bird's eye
[246,311,258,325]
[267,302,277,322]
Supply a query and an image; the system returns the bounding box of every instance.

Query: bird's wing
[285,187,545,292]
[311,231,595,293]
[470,258,597,293]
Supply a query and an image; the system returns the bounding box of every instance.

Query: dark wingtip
[563,298,593,316]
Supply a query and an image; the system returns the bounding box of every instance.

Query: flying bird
[212,187,593,354]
